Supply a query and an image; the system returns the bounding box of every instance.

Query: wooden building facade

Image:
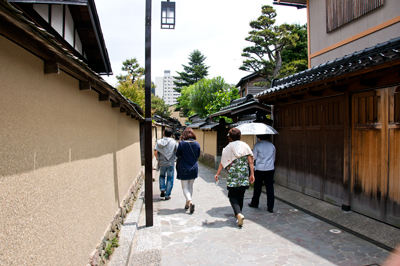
[259,0,400,227]
[257,37,400,227]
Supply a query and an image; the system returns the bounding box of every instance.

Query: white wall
[34,4,84,56]
[33,4,49,22]
[51,4,63,36]
[74,30,82,54]
[64,6,74,46]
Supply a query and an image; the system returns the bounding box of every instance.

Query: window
[326,0,384,32]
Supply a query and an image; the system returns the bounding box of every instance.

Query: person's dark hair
[228,128,241,141]
[164,128,173,137]
[182,128,196,140]
[256,134,269,141]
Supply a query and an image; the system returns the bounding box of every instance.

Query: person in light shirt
[248,134,276,213]
[214,128,255,227]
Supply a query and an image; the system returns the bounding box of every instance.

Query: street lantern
[161,0,175,29]
[144,0,176,227]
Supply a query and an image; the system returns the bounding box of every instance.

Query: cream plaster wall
[169,106,186,126]
[155,125,163,140]
[203,131,217,157]
[309,0,400,66]
[0,36,142,265]
[242,135,256,149]
[192,129,204,154]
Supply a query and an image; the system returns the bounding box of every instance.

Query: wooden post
[342,92,351,211]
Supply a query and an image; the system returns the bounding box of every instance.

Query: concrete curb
[107,186,145,266]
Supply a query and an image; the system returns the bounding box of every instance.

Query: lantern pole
[144,0,153,227]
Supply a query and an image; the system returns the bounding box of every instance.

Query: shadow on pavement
[201,218,237,229]
[158,207,187,216]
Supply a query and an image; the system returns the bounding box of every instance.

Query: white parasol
[235,122,278,135]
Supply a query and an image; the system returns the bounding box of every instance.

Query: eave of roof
[256,37,400,100]
[210,101,271,118]
[229,119,256,128]
[188,113,198,120]
[235,72,260,87]
[8,0,112,75]
[0,0,143,120]
[187,121,207,129]
[274,0,306,4]
[199,123,219,130]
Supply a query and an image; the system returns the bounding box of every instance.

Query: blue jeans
[159,165,174,197]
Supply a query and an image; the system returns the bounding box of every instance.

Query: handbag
[175,156,180,172]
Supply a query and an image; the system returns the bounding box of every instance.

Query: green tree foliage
[190,77,230,118]
[151,95,171,118]
[240,5,302,84]
[279,23,308,78]
[116,59,146,110]
[118,75,145,109]
[176,77,237,119]
[173,50,209,92]
[116,58,145,83]
[175,85,195,118]
[204,88,240,116]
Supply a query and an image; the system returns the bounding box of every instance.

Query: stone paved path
[127,163,391,266]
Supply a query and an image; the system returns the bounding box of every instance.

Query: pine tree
[173,50,209,92]
[239,5,300,84]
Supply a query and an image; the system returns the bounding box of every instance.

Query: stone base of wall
[87,168,144,266]
[199,153,215,168]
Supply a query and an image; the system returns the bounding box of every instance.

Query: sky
[95,0,307,87]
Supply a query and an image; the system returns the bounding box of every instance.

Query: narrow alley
[109,163,395,266]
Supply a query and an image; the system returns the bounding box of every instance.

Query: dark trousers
[250,170,275,210]
[228,188,246,216]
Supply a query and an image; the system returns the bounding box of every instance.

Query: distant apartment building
[155,70,181,105]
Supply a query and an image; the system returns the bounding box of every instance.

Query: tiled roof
[229,119,257,128]
[187,118,207,129]
[210,99,270,119]
[256,37,400,98]
[229,114,257,128]
[199,122,219,130]
[235,72,260,87]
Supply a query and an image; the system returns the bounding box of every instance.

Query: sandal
[185,201,191,209]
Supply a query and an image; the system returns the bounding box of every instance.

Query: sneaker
[160,191,165,197]
[237,213,245,227]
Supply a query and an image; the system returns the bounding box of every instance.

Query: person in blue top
[176,128,201,214]
[248,134,276,213]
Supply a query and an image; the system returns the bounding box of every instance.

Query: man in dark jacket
[174,129,181,141]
